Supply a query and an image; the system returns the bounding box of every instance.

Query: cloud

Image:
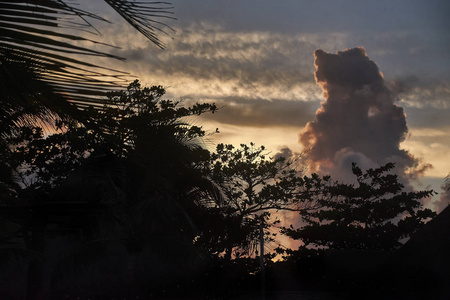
[401,135,450,178]
[70,19,450,189]
[273,147,296,161]
[98,23,356,103]
[404,107,450,131]
[81,21,450,123]
[299,47,431,183]
[273,146,305,164]
[115,25,318,80]
[390,77,450,110]
[192,97,318,128]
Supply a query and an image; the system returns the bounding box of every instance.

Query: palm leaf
[188,176,226,208]
[0,0,175,129]
[104,0,175,49]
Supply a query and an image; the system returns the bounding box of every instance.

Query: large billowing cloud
[299,47,431,182]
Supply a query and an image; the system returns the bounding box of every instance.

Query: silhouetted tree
[195,143,321,259]
[1,1,175,142]
[5,80,216,190]
[0,80,218,299]
[282,163,436,251]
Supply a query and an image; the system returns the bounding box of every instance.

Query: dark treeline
[0,80,442,299]
[0,1,448,299]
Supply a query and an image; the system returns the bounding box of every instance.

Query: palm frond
[188,176,226,208]
[0,0,175,125]
[104,0,176,49]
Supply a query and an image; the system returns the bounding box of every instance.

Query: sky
[81,0,450,212]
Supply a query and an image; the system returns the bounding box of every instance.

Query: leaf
[1,0,175,130]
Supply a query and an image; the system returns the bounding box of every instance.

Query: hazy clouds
[193,97,319,128]
[110,23,334,100]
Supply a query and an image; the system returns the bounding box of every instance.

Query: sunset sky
[82,0,450,211]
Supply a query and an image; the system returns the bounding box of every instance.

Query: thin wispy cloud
[194,97,319,128]
[110,23,330,100]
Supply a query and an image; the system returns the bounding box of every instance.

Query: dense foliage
[2,2,444,299]
[3,80,216,192]
[0,80,440,298]
[0,0,174,126]
[0,81,218,299]
[282,163,436,251]
[196,143,322,258]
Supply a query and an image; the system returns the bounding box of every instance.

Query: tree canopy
[194,143,321,259]
[282,163,436,251]
[0,80,220,298]
[1,0,176,141]
[0,83,441,297]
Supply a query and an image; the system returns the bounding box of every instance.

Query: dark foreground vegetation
[1,1,448,299]
[1,81,446,299]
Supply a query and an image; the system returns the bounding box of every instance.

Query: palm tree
[1,4,177,282]
[0,80,221,298]
[0,0,176,134]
